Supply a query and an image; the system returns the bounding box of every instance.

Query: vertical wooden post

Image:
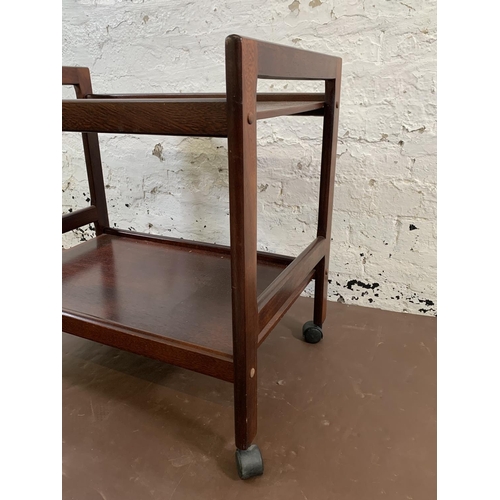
[63,67,109,234]
[225,36,259,450]
[314,66,342,327]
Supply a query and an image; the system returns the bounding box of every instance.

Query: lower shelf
[62,234,288,381]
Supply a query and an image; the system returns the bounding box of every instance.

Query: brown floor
[62,297,436,500]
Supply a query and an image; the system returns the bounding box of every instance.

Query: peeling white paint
[62,0,437,315]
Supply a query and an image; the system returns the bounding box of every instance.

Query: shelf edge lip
[103,227,294,267]
[257,269,315,347]
[62,309,234,382]
[257,236,326,342]
[62,308,234,362]
[256,101,325,120]
[86,92,325,102]
[62,99,228,137]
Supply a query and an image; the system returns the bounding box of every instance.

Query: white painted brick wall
[62,0,437,315]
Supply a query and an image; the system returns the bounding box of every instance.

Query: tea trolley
[62,34,342,479]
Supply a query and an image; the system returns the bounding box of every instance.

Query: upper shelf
[62,93,325,137]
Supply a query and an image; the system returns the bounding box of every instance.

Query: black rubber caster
[235,444,264,479]
[302,321,323,344]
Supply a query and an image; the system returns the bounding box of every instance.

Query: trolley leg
[226,36,263,479]
[233,365,263,479]
[313,256,328,328]
[306,75,342,344]
[301,256,326,344]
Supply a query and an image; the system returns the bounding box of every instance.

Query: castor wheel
[235,444,264,479]
[302,320,323,344]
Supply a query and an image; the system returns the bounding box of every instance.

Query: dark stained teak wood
[62,205,99,234]
[314,73,342,328]
[62,234,286,381]
[62,98,325,137]
[62,67,109,234]
[225,35,260,451]
[62,34,342,478]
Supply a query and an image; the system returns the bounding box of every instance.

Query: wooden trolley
[62,34,342,479]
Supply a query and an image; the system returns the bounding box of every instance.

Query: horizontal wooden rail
[257,40,340,80]
[63,99,228,137]
[62,206,99,233]
[63,309,234,382]
[88,93,325,102]
[226,35,341,81]
[256,101,324,119]
[104,228,294,267]
[257,237,327,341]
[63,98,324,137]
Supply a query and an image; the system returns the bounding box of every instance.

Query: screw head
[247,112,255,124]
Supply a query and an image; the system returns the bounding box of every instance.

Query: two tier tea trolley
[62,35,342,479]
